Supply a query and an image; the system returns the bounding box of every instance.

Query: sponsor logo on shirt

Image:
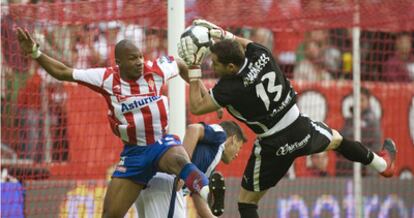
[276,134,311,156]
[270,91,293,117]
[121,96,161,113]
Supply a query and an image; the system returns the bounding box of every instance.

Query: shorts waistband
[123,134,182,147]
[258,104,300,138]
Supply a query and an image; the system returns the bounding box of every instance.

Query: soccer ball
[180,25,212,49]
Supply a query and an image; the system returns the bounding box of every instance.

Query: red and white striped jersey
[73,56,179,145]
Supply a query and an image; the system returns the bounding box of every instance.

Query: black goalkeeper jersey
[210,42,297,134]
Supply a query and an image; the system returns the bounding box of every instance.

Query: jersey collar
[236,58,248,75]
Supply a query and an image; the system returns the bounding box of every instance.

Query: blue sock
[179,163,209,193]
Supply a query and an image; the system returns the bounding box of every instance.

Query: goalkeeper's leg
[238,188,267,218]
[326,130,396,177]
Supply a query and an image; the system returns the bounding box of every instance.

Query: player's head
[210,39,245,77]
[219,121,247,164]
[115,39,144,80]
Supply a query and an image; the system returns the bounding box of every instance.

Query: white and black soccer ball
[180,25,212,49]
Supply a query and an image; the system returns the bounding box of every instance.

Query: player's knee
[159,146,190,174]
[170,147,191,168]
[239,187,265,204]
[326,129,343,150]
[238,202,258,218]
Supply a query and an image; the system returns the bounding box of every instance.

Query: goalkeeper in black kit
[177,19,397,218]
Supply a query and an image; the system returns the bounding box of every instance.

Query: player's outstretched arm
[192,19,252,48]
[16,27,74,82]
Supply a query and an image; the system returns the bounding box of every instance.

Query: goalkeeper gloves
[193,19,235,41]
[178,37,208,80]
[178,36,208,66]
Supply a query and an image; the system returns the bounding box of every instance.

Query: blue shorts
[112,134,181,185]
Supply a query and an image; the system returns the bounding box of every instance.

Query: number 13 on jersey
[255,71,282,110]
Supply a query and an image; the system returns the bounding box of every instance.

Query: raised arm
[177,39,221,115]
[16,27,74,82]
[188,79,221,115]
[177,62,220,115]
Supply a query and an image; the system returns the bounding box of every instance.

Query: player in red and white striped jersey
[73,55,175,146]
[16,27,210,218]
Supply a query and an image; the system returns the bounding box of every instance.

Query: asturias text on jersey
[121,96,161,113]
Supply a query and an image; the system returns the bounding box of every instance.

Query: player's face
[118,46,144,80]
[211,53,231,77]
[222,136,243,164]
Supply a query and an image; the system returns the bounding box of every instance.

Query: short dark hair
[219,121,247,143]
[115,39,135,59]
[210,39,245,67]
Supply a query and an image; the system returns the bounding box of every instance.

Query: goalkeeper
[178,19,397,218]
[16,27,210,218]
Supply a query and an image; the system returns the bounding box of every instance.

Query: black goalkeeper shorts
[241,115,332,192]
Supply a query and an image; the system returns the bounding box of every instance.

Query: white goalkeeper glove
[192,19,235,41]
[178,36,208,66]
[177,36,208,80]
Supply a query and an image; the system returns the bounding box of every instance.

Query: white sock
[368,153,387,172]
[199,186,210,201]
